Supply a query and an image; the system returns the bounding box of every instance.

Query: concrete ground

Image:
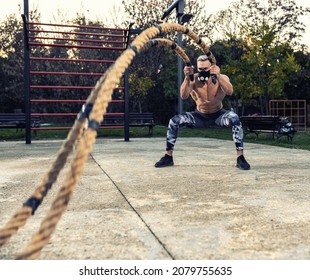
[0,137,309,260]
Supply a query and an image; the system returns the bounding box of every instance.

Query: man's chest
[194,82,219,101]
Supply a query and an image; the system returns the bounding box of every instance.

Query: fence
[269,100,307,131]
[22,16,130,143]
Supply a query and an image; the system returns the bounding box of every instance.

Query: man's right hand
[184,66,194,81]
[181,66,194,99]
[184,66,194,77]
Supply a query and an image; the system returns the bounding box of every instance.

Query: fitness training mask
[197,70,210,82]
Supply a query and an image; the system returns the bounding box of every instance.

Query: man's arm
[217,74,233,96]
[180,66,194,100]
[209,65,233,96]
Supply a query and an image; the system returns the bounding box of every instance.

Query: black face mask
[197,70,210,82]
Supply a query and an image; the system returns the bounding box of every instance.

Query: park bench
[240,115,296,142]
[102,112,156,135]
[0,113,41,132]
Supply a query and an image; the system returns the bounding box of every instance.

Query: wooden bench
[240,115,296,142]
[0,113,41,132]
[102,112,156,135]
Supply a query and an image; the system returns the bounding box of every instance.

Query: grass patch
[1,126,309,151]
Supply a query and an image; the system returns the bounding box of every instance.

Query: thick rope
[0,73,108,247]
[0,23,213,259]
[16,130,97,259]
[142,38,191,65]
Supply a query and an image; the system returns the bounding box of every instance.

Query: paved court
[0,137,309,260]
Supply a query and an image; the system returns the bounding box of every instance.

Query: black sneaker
[236,155,250,170]
[155,154,174,168]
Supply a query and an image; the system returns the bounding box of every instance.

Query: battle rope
[0,75,108,248]
[142,38,190,63]
[0,22,214,259]
[142,38,194,79]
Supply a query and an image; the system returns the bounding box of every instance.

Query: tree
[208,0,308,115]
[284,51,310,102]
[0,10,41,113]
[209,0,310,50]
[0,14,25,112]
[0,12,46,113]
[220,25,301,114]
[128,67,155,112]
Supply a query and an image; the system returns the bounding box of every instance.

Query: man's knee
[169,114,184,127]
[217,112,239,127]
[170,114,180,123]
[167,116,180,134]
[230,112,241,126]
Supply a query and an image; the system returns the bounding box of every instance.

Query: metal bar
[126,22,137,48]
[30,57,115,63]
[30,71,105,76]
[31,126,125,130]
[99,126,124,129]
[28,42,126,51]
[28,36,126,45]
[31,113,124,117]
[31,127,73,130]
[28,29,126,39]
[30,85,125,90]
[177,0,184,114]
[31,99,125,103]
[124,69,130,141]
[30,85,95,89]
[22,5,31,144]
[177,33,183,114]
[304,100,307,129]
[28,21,128,32]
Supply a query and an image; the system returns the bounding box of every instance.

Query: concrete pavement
[0,137,309,259]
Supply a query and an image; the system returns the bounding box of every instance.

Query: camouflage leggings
[166,109,244,151]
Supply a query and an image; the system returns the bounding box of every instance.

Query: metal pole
[177,33,183,115]
[124,69,130,141]
[161,0,184,114]
[177,0,184,115]
[23,0,31,144]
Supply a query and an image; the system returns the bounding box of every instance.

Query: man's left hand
[209,65,220,77]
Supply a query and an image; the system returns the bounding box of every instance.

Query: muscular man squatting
[155,54,251,170]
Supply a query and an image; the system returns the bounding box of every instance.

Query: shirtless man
[155,54,250,170]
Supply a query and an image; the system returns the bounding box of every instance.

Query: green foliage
[284,51,310,101]
[129,70,155,97]
[158,52,179,100]
[0,15,24,112]
[0,10,42,113]
[129,67,155,112]
[215,21,302,114]
[210,0,310,48]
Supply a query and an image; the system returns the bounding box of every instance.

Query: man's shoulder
[219,74,230,81]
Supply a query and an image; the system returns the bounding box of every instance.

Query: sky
[0,0,309,47]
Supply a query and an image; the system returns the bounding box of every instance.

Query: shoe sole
[155,163,174,168]
[236,164,250,170]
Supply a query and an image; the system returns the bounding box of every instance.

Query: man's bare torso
[191,75,226,114]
